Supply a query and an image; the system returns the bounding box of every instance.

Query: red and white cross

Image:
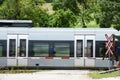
[105,34,114,55]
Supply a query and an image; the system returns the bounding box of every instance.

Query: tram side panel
[0,28,117,68]
[28,32,75,67]
[95,34,116,68]
[27,32,116,68]
[0,33,7,68]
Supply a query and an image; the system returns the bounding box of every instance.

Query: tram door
[7,35,28,66]
[75,35,95,67]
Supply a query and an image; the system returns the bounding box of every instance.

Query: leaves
[0,0,120,30]
[0,0,5,5]
[0,0,49,27]
[49,9,77,27]
[96,0,120,29]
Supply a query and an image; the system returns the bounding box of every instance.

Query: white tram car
[0,20,120,68]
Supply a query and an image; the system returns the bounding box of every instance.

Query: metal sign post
[105,34,114,70]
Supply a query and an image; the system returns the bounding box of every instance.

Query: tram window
[86,40,93,57]
[9,39,16,57]
[54,43,70,57]
[20,39,26,57]
[0,40,7,57]
[95,41,106,57]
[0,41,6,57]
[76,40,83,57]
[0,45,2,56]
[30,42,49,57]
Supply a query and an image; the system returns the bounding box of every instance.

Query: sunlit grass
[0,70,37,74]
[89,70,120,79]
[0,69,49,74]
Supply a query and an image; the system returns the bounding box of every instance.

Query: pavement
[0,70,120,80]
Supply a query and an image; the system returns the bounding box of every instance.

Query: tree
[77,0,97,27]
[18,0,49,27]
[52,0,80,14]
[0,0,20,19]
[96,0,120,29]
[49,9,77,27]
[0,0,49,27]
[52,0,64,10]
[52,0,96,28]
[112,1,120,31]
[0,0,5,5]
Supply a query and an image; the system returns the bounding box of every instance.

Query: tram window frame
[0,40,7,57]
[76,40,83,57]
[29,41,49,57]
[86,40,93,57]
[20,39,26,57]
[9,39,16,57]
[54,42,70,57]
[95,41,106,57]
[29,41,74,57]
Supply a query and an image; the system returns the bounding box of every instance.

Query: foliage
[64,0,80,15]
[96,0,120,30]
[0,0,120,29]
[0,0,4,5]
[78,7,94,28]
[19,0,49,27]
[52,0,95,27]
[0,0,49,27]
[52,0,80,27]
[49,9,77,27]
[0,0,20,19]
[52,0,64,11]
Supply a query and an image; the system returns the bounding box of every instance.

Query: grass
[89,70,120,79]
[0,70,39,74]
[0,68,49,74]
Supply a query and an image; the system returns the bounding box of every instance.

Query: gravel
[0,70,120,80]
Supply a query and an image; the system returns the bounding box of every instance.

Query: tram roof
[0,20,32,27]
[0,20,32,23]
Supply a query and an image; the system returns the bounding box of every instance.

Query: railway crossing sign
[105,34,114,55]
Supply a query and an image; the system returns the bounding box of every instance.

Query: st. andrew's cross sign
[105,34,114,56]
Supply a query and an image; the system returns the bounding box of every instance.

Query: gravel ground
[0,70,120,80]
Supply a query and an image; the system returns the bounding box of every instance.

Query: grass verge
[0,69,48,74]
[0,70,38,74]
[89,70,120,79]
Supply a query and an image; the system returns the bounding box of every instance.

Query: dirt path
[0,70,93,80]
[0,70,120,80]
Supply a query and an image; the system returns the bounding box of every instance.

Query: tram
[0,20,120,68]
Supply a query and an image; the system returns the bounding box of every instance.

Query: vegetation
[95,0,120,30]
[0,70,37,74]
[0,69,49,74]
[0,0,120,30]
[49,9,77,27]
[89,70,120,79]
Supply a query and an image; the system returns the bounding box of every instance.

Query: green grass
[0,69,49,74]
[0,70,38,74]
[89,70,120,79]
